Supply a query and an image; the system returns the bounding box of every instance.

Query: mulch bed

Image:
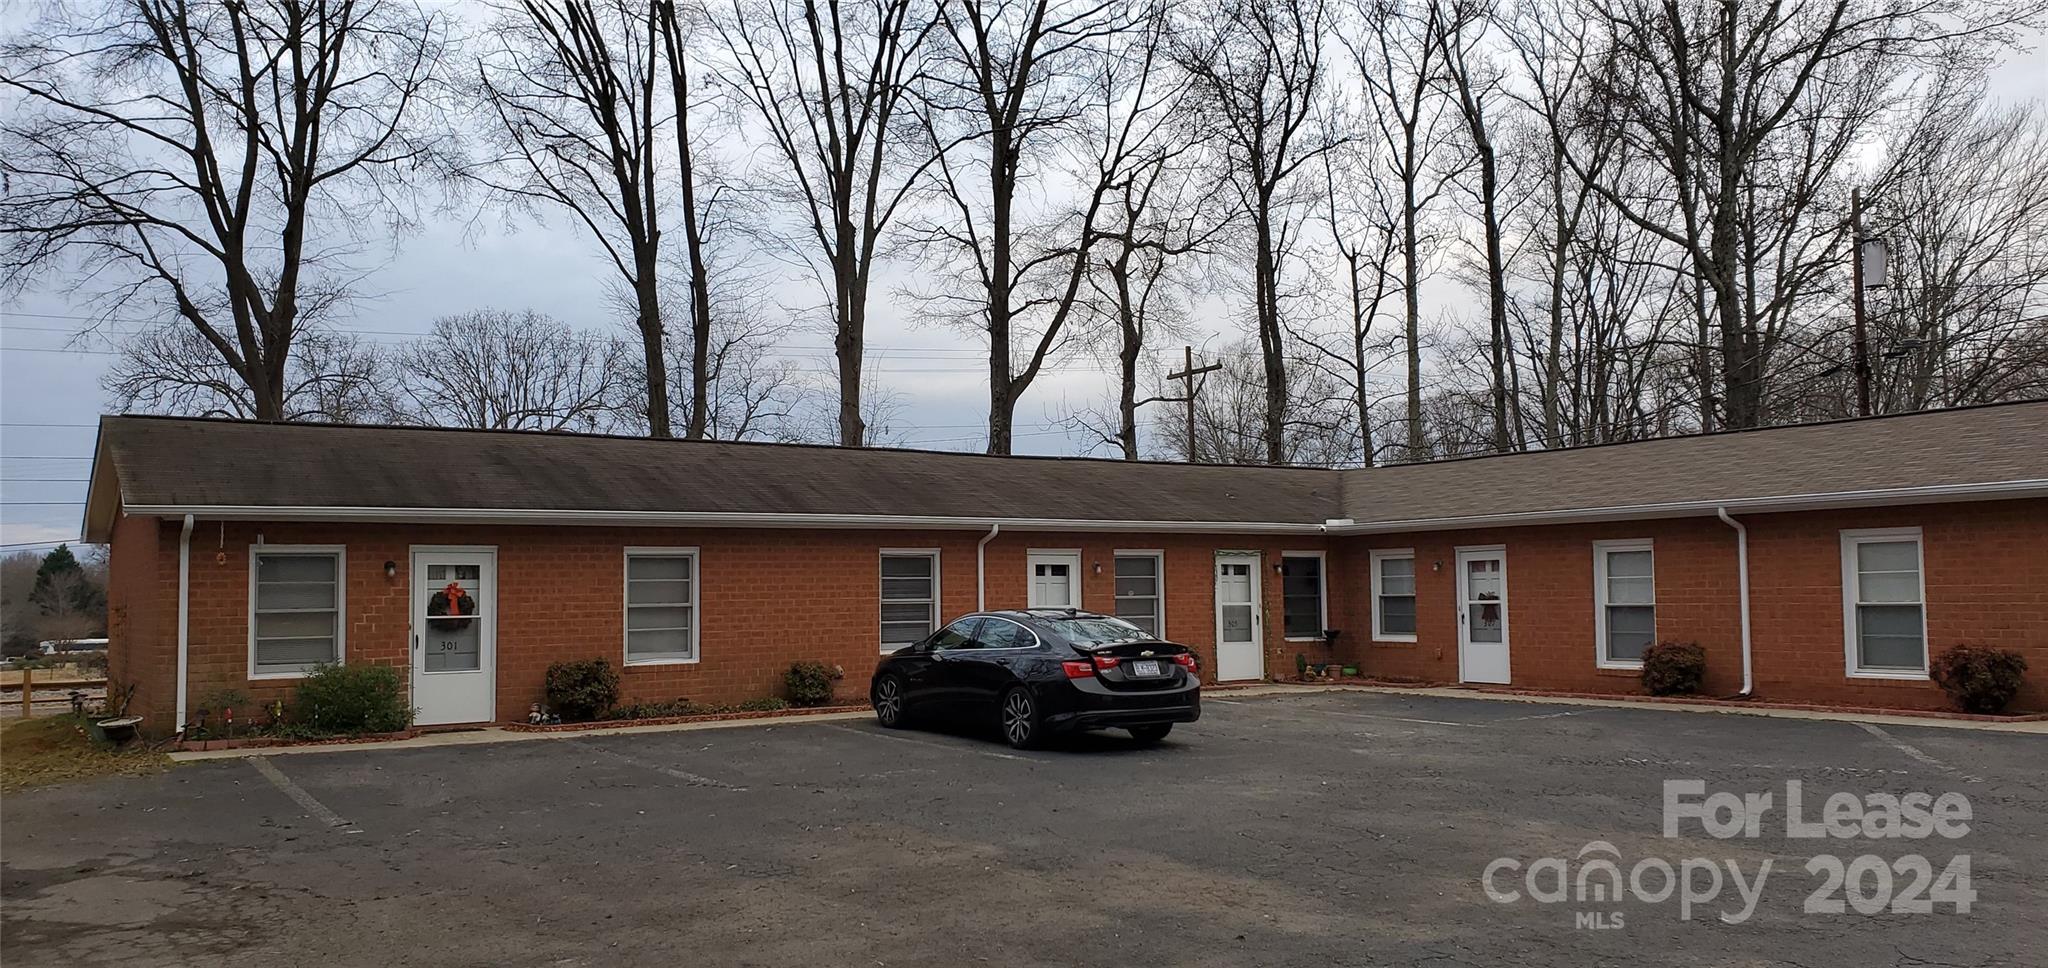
[175,729,416,752]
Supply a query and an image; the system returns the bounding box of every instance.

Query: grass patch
[1,715,170,793]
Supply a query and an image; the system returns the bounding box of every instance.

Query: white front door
[1028,551,1081,608]
[1214,553,1264,681]
[1456,547,1510,684]
[411,549,497,725]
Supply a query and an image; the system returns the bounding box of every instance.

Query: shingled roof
[1335,399,2048,528]
[82,401,2048,541]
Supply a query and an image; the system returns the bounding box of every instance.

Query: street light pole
[1851,187,1872,417]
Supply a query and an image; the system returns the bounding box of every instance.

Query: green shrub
[290,663,411,735]
[1930,645,2029,714]
[785,661,838,707]
[1640,642,1706,696]
[736,697,789,712]
[544,658,620,722]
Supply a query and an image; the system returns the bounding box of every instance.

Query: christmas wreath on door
[428,581,477,631]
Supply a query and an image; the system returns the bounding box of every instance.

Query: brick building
[84,402,2048,734]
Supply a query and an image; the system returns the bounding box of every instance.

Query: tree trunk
[986,135,1018,456]
[660,0,713,440]
[1347,251,1376,466]
[1113,257,1142,461]
[1255,207,1287,465]
[635,267,672,438]
[1402,173,1424,460]
[835,240,867,446]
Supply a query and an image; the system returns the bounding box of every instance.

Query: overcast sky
[3,37,2043,551]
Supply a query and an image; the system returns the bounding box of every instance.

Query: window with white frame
[1842,529,1927,676]
[625,550,697,664]
[1281,553,1326,640]
[1370,550,1417,641]
[880,552,939,651]
[250,547,344,677]
[1112,553,1163,636]
[1594,541,1655,666]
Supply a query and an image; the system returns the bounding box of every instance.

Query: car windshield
[1053,616,1151,645]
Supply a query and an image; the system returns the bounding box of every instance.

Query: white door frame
[1454,545,1510,684]
[1026,550,1083,609]
[1213,552,1264,682]
[409,545,498,725]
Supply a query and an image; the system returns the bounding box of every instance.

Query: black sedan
[870,609,1201,749]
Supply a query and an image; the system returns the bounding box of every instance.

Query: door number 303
[1805,854,1974,914]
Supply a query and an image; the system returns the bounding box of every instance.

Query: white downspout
[976,523,1000,610]
[176,513,195,732]
[1715,506,1754,697]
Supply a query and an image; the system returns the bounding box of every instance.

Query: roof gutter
[117,480,2045,537]
[1715,507,1754,697]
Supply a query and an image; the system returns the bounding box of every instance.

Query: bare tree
[389,309,624,430]
[1574,0,2038,429]
[105,324,388,422]
[1172,0,1341,464]
[1434,0,1516,451]
[1859,72,2048,410]
[475,0,676,436]
[655,0,720,439]
[713,0,940,446]
[0,0,453,420]
[911,0,1147,454]
[1343,0,1461,459]
[1302,144,1403,464]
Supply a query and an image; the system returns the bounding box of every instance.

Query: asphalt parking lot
[4,690,2043,967]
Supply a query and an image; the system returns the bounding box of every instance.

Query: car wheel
[1127,723,1172,744]
[1000,686,1043,750]
[872,675,910,729]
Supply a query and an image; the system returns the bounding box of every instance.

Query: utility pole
[1851,187,1872,417]
[1167,345,1222,462]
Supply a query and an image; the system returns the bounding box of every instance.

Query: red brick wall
[104,512,169,727]
[105,497,2046,732]
[1334,498,2047,712]
[122,522,1319,731]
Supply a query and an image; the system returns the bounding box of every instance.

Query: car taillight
[1092,654,1121,671]
[1061,659,1096,679]
[1172,653,1198,671]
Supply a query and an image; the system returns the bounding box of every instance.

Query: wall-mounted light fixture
[1093,560,1102,575]
[384,560,399,579]
[1432,560,1443,572]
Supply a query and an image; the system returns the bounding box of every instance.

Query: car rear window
[1054,616,1151,645]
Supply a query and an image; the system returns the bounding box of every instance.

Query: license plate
[1130,660,1162,678]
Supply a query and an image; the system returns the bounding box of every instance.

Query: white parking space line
[250,756,361,833]
[827,723,1034,762]
[1506,710,1581,722]
[583,745,747,791]
[1856,722,1980,782]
